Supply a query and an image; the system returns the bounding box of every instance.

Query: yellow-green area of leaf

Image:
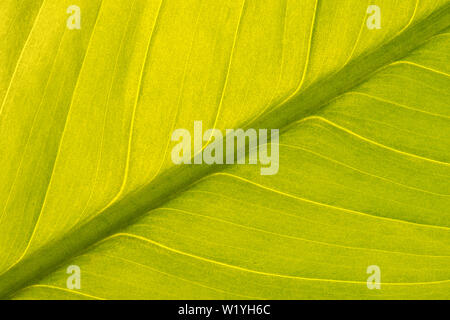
[0,0,449,299]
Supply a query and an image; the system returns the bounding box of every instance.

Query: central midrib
[1,3,449,299]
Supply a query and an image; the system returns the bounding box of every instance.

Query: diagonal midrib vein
[1,2,450,300]
[0,0,46,116]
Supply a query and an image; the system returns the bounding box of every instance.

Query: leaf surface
[0,0,449,299]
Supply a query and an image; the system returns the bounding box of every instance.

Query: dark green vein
[0,1,449,300]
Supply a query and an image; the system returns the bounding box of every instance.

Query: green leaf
[0,0,449,299]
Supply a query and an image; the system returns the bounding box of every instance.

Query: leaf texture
[0,0,449,299]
